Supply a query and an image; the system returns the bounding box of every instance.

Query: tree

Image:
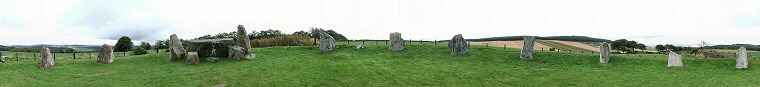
[115,36,134,52]
[664,44,675,51]
[655,45,666,52]
[293,30,310,36]
[325,30,348,40]
[610,39,646,53]
[139,41,152,50]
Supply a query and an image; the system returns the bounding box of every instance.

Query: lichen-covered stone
[206,57,219,63]
[1,56,6,63]
[389,32,405,51]
[170,34,187,61]
[448,34,468,56]
[356,43,365,49]
[38,46,54,69]
[228,46,247,60]
[188,52,199,65]
[668,51,683,68]
[521,36,536,60]
[97,44,115,64]
[236,25,252,55]
[185,38,235,58]
[319,31,336,52]
[736,47,748,69]
[599,42,611,64]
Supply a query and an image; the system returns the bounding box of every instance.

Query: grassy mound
[0,43,758,86]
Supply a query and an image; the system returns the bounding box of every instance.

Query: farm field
[469,40,554,50]
[1,42,759,86]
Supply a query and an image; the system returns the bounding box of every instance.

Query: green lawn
[1,42,759,86]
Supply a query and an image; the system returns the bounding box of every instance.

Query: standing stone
[521,36,536,60]
[448,34,468,56]
[188,52,199,65]
[236,25,252,55]
[356,43,365,49]
[319,31,336,52]
[736,47,748,69]
[668,51,683,68]
[186,38,235,58]
[97,44,115,64]
[38,46,54,69]
[389,32,405,51]
[170,34,187,61]
[206,57,219,63]
[1,56,6,63]
[599,42,611,64]
[228,46,246,60]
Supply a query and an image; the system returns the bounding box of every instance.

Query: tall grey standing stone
[170,34,187,61]
[389,32,405,51]
[521,36,536,60]
[38,46,54,69]
[448,34,468,56]
[736,47,748,69]
[97,44,115,64]
[599,42,611,64]
[668,51,683,68]
[319,31,336,52]
[236,25,252,55]
[188,52,199,65]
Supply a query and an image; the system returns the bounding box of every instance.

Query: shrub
[250,35,314,47]
[132,47,148,55]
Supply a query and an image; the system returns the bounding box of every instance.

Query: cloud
[60,0,170,41]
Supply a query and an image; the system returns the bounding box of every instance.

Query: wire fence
[0,49,165,62]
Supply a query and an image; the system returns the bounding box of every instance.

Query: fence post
[156,48,159,53]
[15,53,18,61]
[420,39,423,44]
[434,40,437,45]
[53,52,56,60]
[541,48,544,51]
[73,51,76,60]
[486,43,489,47]
[503,45,506,49]
[348,40,350,44]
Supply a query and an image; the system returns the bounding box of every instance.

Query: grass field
[1,42,759,86]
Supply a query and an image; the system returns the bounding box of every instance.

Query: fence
[0,51,143,62]
[335,39,756,59]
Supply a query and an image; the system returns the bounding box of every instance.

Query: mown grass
[0,42,759,86]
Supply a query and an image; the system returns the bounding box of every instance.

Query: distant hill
[704,44,760,51]
[460,36,611,42]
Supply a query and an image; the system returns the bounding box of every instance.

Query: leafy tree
[139,41,152,50]
[115,36,134,52]
[154,40,169,49]
[655,45,666,52]
[293,30,310,36]
[325,30,348,40]
[664,44,675,51]
[610,39,646,53]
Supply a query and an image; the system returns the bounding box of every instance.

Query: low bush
[250,35,314,47]
[132,47,148,55]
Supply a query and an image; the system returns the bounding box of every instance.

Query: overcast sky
[1,0,759,46]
